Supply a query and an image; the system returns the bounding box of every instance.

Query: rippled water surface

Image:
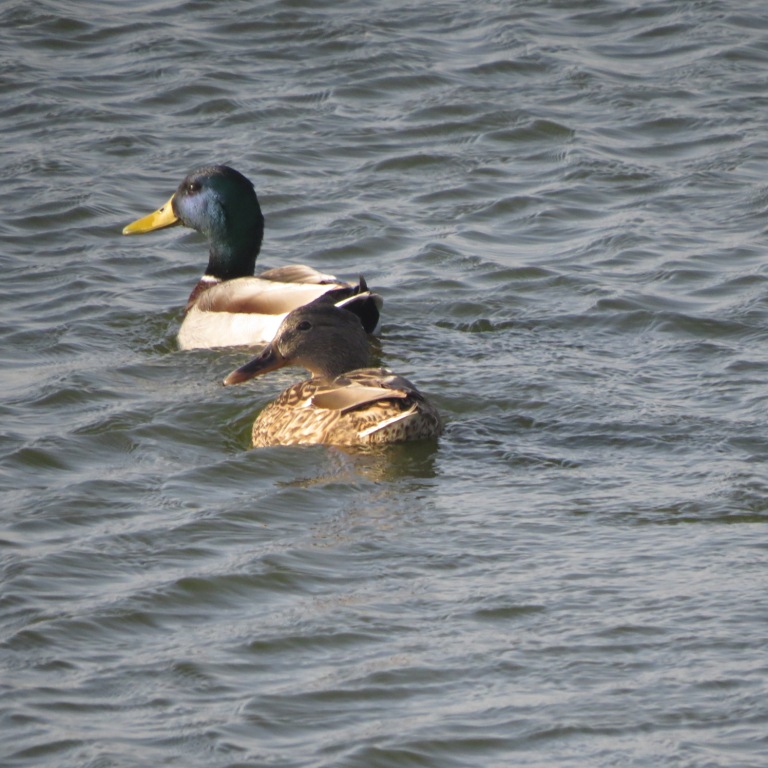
[3,1,768,766]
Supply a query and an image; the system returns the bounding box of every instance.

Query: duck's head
[123,165,265,281]
[224,299,370,385]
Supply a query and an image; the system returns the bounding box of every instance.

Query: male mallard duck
[122,165,382,349]
[223,298,443,447]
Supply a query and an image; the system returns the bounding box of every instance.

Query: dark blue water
[3,1,768,766]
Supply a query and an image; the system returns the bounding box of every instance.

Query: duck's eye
[187,180,201,194]
[297,320,312,332]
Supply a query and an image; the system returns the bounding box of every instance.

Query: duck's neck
[309,341,370,380]
[204,210,264,282]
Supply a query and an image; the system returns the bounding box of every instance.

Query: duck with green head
[123,165,381,349]
[223,297,442,447]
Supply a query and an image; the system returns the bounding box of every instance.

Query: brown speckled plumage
[250,368,442,447]
[224,300,443,448]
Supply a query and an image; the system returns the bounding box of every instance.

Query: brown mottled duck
[224,299,442,447]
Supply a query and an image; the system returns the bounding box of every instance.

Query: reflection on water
[276,440,442,488]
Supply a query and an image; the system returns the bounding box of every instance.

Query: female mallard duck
[122,165,381,349]
[223,298,443,447]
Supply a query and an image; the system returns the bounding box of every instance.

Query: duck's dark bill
[223,344,287,386]
[122,193,180,235]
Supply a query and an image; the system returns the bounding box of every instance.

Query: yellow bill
[122,193,180,235]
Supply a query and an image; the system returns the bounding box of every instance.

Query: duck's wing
[312,385,409,413]
[195,277,347,315]
[180,276,347,349]
[189,274,382,338]
[310,370,415,413]
[256,264,343,285]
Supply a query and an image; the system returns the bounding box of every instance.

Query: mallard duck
[223,298,443,447]
[122,165,382,349]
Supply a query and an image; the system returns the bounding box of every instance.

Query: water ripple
[3,1,768,767]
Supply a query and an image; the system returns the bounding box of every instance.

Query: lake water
[2,1,768,766]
